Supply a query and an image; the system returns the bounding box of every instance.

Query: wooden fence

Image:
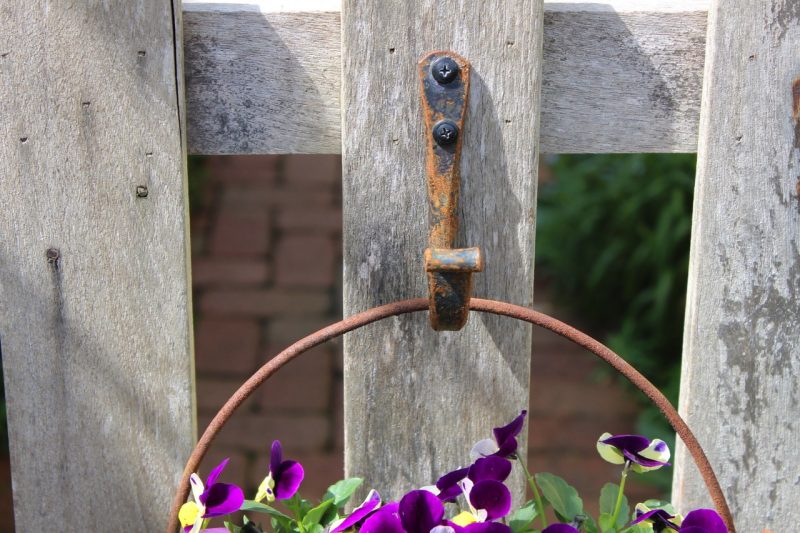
[0,0,797,530]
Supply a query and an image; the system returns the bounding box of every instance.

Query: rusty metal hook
[418,51,483,331]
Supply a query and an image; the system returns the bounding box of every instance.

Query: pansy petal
[601,434,650,454]
[205,458,230,488]
[464,522,513,533]
[494,436,518,458]
[468,480,511,520]
[492,410,527,445]
[541,525,581,533]
[270,440,283,475]
[468,456,512,483]
[361,508,404,533]
[470,439,500,460]
[640,439,671,463]
[399,490,445,533]
[431,526,457,533]
[596,434,626,465]
[331,489,382,533]
[275,460,304,499]
[436,466,469,501]
[202,482,245,517]
[189,473,205,503]
[680,509,727,533]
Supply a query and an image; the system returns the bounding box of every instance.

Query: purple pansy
[178,458,245,533]
[330,490,383,533]
[596,433,671,473]
[399,490,446,533]
[466,479,511,520]
[541,526,580,533]
[255,440,305,503]
[471,411,528,459]
[679,509,727,533]
[630,506,727,533]
[436,456,512,502]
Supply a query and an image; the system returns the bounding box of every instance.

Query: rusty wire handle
[419,51,483,331]
[167,298,735,533]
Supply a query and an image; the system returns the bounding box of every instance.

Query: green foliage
[534,472,584,522]
[323,477,364,507]
[536,154,696,491]
[599,483,629,530]
[509,500,539,533]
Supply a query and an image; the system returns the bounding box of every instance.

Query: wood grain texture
[183,0,706,155]
[0,1,195,529]
[672,1,800,530]
[341,0,542,503]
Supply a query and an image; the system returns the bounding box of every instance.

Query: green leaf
[323,478,364,507]
[599,483,629,529]
[508,500,539,533]
[303,499,335,529]
[534,472,583,521]
[599,513,615,533]
[240,500,294,522]
[225,520,242,533]
[582,514,599,533]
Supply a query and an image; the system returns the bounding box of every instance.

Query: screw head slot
[433,120,459,146]
[431,57,460,84]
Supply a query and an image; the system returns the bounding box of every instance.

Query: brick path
[191,154,657,519]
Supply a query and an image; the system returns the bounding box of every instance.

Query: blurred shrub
[536,153,696,490]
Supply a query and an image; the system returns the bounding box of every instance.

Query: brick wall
[190,155,654,517]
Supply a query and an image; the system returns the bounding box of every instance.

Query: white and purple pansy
[178,458,245,533]
[255,440,305,503]
[596,432,671,473]
[329,490,383,533]
[630,505,727,533]
[470,411,527,459]
[541,525,580,533]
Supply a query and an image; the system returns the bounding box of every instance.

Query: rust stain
[418,51,482,331]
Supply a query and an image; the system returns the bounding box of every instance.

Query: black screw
[431,57,459,84]
[433,120,458,146]
[136,185,149,198]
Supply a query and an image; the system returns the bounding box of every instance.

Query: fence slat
[184,0,706,155]
[340,0,543,501]
[673,1,800,529]
[0,1,195,529]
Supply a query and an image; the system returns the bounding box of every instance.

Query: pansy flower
[178,458,245,533]
[435,456,512,502]
[329,490,382,533]
[541,526,580,533]
[255,440,305,503]
[596,433,670,473]
[471,411,528,459]
[630,505,727,533]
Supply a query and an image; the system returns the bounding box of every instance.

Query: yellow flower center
[452,511,478,527]
[179,502,201,527]
[256,473,277,503]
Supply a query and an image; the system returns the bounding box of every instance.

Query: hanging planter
[168,52,734,533]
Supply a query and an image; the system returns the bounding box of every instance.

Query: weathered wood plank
[341,0,542,501]
[0,1,195,529]
[672,1,800,530]
[183,0,706,155]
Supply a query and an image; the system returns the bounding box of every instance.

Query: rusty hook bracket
[418,51,483,331]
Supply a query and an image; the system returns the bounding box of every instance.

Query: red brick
[259,346,332,412]
[210,210,270,256]
[223,187,334,209]
[193,257,270,286]
[208,154,280,185]
[197,377,260,414]
[267,317,340,345]
[195,319,260,375]
[275,235,336,287]
[277,206,342,234]
[530,376,638,419]
[201,288,330,317]
[283,154,341,187]
[207,413,330,453]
